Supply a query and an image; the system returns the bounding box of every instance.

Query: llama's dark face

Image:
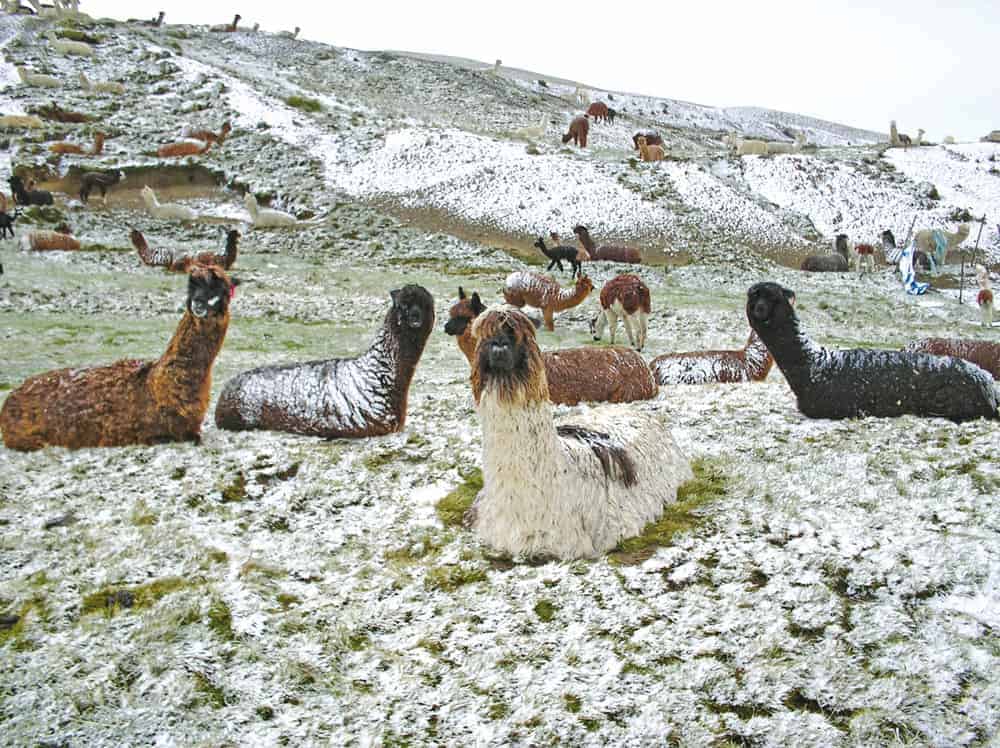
[390,285,435,344]
[478,322,528,376]
[444,289,484,337]
[188,266,239,319]
[747,282,796,329]
[471,309,547,404]
[533,237,545,252]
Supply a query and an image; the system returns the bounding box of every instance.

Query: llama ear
[390,288,401,306]
[471,292,485,315]
[458,286,466,300]
[783,288,796,304]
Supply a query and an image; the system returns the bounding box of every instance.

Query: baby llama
[746,282,998,421]
[445,288,656,406]
[503,271,593,331]
[534,236,582,278]
[244,192,298,228]
[141,185,196,221]
[465,306,692,560]
[132,228,240,272]
[1,265,239,450]
[215,285,435,437]
[589,274,651,351]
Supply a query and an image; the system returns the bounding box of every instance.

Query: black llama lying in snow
[745,281,998,422]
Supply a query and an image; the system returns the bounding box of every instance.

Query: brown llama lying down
[157,139,212,158]
[561,115,589,147]
[903,338,1000,380]
[132,228,240,272]
[572,224,642,264]
[650,329,774,385]
[20,230,81,251]
[503,271,593,331]
[181,121,232,145]
[445,288,656,405]
[215,285,435,438]
[0,265,239,451]
[49,131,104,155]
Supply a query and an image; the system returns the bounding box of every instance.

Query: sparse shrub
[286,95,322,113]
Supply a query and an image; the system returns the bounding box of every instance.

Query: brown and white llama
[902,338,999,380]
[48,131,104,155]
[562,115,589,148]
[503,271,593,331]
[650,328,775,385]
[465,306,691,560]
[0,265,239,450]
[445,288,656,405]
[572,225,643,264]
[20,229,81,251]
[589,274,651,351]
[636,136,665,162]
[853,242,877,275]
[215,285,434,438]
[157,139,212,158]
[976,264,993,327]
[132,228,240,272]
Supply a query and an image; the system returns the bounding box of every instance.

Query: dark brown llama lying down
[746,282,998,422]
[903,338,1000,380]
[215,285,435,437]
[0,265,239,450]
[445,288,656,405]
[133,228,240,272]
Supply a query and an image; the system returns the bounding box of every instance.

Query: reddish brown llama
[649,329,775,385]
[590,274,651,350]
[572,224,642,264]
[562,115,589,147]
[586,102,609,122]
[903,338,1000,380]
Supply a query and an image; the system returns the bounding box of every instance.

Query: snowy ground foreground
[1,12,1000,748]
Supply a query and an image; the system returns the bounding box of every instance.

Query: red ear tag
[229,284,236,300]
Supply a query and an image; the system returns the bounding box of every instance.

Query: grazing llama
[562,115,589,148]
[589,274,651,351]
[636,136,665,162]
[465,306,691,560]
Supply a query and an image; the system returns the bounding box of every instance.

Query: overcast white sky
[85,1,999,141]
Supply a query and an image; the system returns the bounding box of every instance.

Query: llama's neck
[245,198,258,219]
[555,283,588,310]
[361,316,422,396]
[753,317,820,390]
[743,329,774,379]
[223,236,238,266]
[456,329,477,365]
[149,312,230,403]
[576,231,595,253]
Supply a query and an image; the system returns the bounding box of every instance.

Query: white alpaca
[278,26,300,39]
[725,132,767,156]
[78,72,125,95]
[977,265,994,327]
[244,192,298,228]
[765,132,807,155]
[45,30,94,57]
[0,114,44,129]
[467,307,692,560]
[141,185,196,222]
[943,135,956,145]
[915,128,925,146]
[16,67,60,88]
[512,114,547,141]
[573,86,588,106]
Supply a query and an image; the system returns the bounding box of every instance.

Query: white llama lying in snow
[512,114,547,141]
[141,185,196,222]
[466,306,692,560]
[244,192,298,227]
[16,67,60,88]
[78,72,125,95]
[45,30,94,57]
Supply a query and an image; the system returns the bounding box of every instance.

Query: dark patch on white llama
[555,425,638,487]
[746,282,999,422]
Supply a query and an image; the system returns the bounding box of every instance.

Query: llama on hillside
[1,265,239,450]
[215,285,435,437]
[464,306,691,560]
[572,225,642,264]
[78,72,125,95]
[589,274,651,351]
[48,131,104,155]
[976,264,993,327]
[445,288,656,406]
[16,67,60,88]
[637,136,665,162]
[20,229,81,251]
[562,115,589,148]
[746,281,998,421]
[503,271,593,331]
[8,175,53,206]
[141,185,196,221]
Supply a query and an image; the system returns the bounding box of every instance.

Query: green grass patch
[286,95,322,113]
[424,565,487,592]
[435,468,482,528]
[0,597,46,650]
[563,693,582,713]
[220,472,248,502]
[192,671,226,709]
[534,599,557,622]
[80,576,188,618]
[207,599,235,640]
[610,457,727,565]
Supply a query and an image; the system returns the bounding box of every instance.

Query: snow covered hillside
[1,10,998,748]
